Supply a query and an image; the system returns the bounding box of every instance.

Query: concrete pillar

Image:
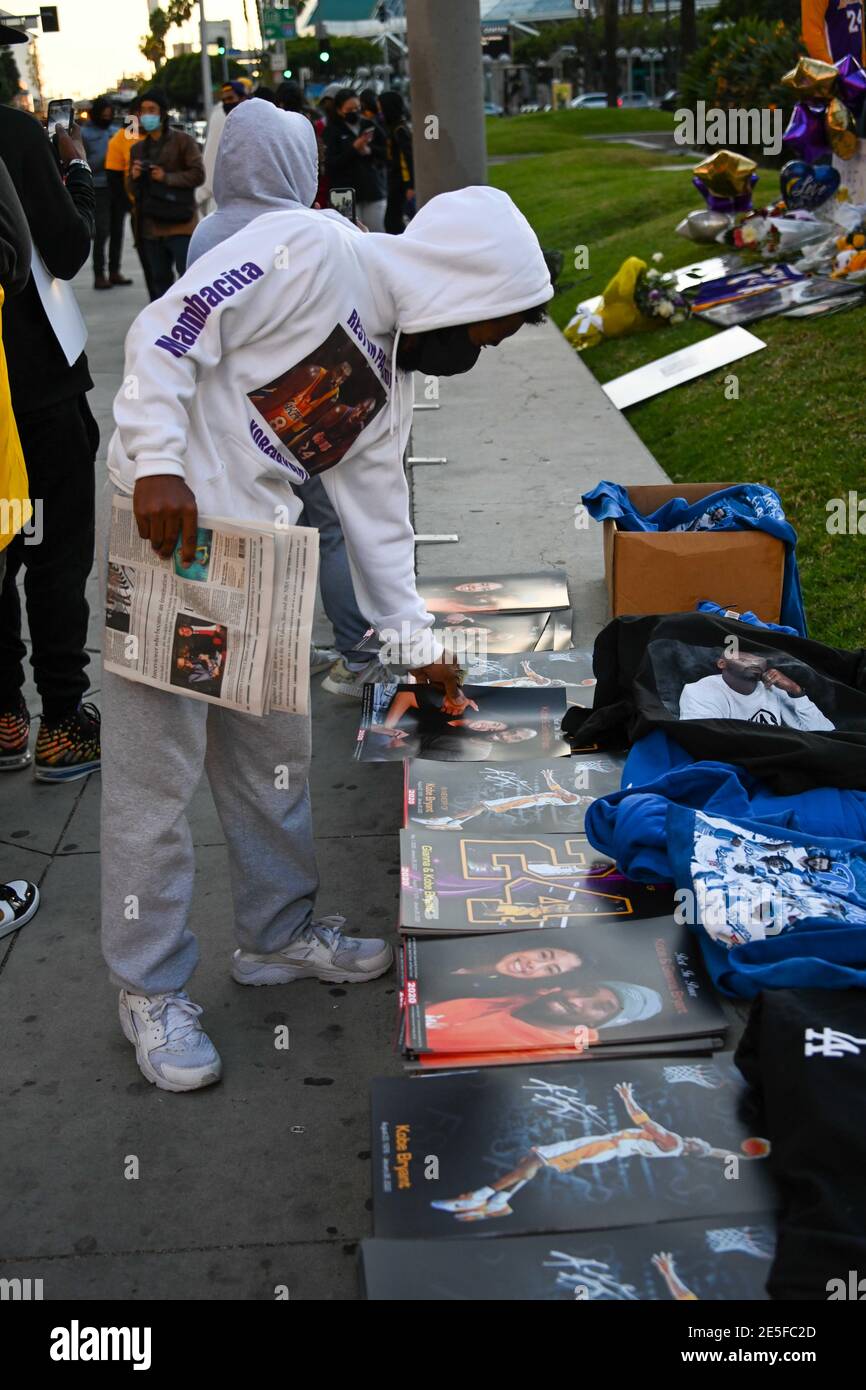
[199,0,213,120]
[405,0,487,206]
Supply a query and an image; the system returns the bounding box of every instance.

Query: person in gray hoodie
[189,98,382,697]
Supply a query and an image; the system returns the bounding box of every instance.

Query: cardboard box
[602,482,785,622]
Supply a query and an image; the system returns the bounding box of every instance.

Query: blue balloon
[780,160,841,210]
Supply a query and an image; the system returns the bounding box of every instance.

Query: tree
[142,51,242,109]
[0,46,21,105]
[281,34,381,77]
[603,0,619,105]
[140,1,196,71]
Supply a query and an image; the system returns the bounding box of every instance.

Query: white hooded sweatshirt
[107,184,553,663]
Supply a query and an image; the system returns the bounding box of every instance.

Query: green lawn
[488,133,866,649]
[486,107,676,155]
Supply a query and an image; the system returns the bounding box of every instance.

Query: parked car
[483,101,504,117]
[569,91,609,109]
[618,92,655,109]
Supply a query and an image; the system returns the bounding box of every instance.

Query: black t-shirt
[735,989,866,1300]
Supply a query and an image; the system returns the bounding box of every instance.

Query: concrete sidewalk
[0,250,665,1301]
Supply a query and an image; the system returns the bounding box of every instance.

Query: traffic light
[316,20,330,64]
[283,69,293,79]
[216,35,226,56]
[40,6,59,31]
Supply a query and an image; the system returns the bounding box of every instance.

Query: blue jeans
[296,475,369,659]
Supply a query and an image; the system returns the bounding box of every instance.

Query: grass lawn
[487,124,866,650]
[486,107,676,155]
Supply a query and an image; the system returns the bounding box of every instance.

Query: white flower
[656,299,675,318]
[652,251,664,262]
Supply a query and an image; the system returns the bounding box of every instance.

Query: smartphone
[329,187,357,223]
[46,98,74,138]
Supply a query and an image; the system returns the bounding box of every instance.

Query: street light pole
[405,0,487,205]
[200,0,213,120]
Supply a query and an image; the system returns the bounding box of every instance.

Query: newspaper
[104,494,319,716]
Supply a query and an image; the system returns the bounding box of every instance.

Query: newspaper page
[104,494,277,715]
[269,523,320,715]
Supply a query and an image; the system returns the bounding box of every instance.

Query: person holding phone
[127,88,204,300]
[323,89,387,232]
[0,24,102,784]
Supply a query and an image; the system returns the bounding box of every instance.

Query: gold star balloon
[781,56,839,100]
[692,149,757,198]
[827,97,858,159]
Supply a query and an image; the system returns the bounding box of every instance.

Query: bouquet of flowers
[565,254,689,351]
[633,258,691,325]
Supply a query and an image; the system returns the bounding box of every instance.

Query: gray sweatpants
[99,489,318,995]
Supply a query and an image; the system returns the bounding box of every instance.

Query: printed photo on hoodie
[247,323,387,477]
[649,638,866,732]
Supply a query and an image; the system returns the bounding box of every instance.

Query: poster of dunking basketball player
[370,1055,774,1240]
[399,830,675,933]
[403,755,624,835]
[360,1214,776,1299]
[463,650,597,705]
[247,324,387,476]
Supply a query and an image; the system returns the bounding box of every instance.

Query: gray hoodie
[188,98,318,266]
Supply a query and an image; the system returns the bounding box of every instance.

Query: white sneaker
[118,989,222,1093]
[431,1187,496,1213]
[231,914,393,985]
[321,656,391,698]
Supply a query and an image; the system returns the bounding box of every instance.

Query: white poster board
[30,247,87,367]
[602,327,766,411]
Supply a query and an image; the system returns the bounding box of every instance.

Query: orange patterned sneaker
[0,697,31,771]
[34,701,101,783]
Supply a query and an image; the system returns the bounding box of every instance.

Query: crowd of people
[0,10,553,1093]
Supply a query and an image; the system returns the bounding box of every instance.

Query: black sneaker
[34,701,101,783]
[0,695,31,771]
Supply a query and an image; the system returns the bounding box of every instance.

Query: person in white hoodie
[102,150,553,1092]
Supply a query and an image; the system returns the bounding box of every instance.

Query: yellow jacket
[0,286,30,551]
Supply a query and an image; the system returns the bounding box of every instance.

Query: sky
[12,0,286,102]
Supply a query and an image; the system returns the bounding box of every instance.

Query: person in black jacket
[0,149,41,933]
[378,90,415,234]
[0,99,102,783]
[323,88,387,231]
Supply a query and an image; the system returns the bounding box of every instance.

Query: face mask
[140,113,161,132]
[222,101,236,114]
[399,325,482,378]
[344,114,361,129]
